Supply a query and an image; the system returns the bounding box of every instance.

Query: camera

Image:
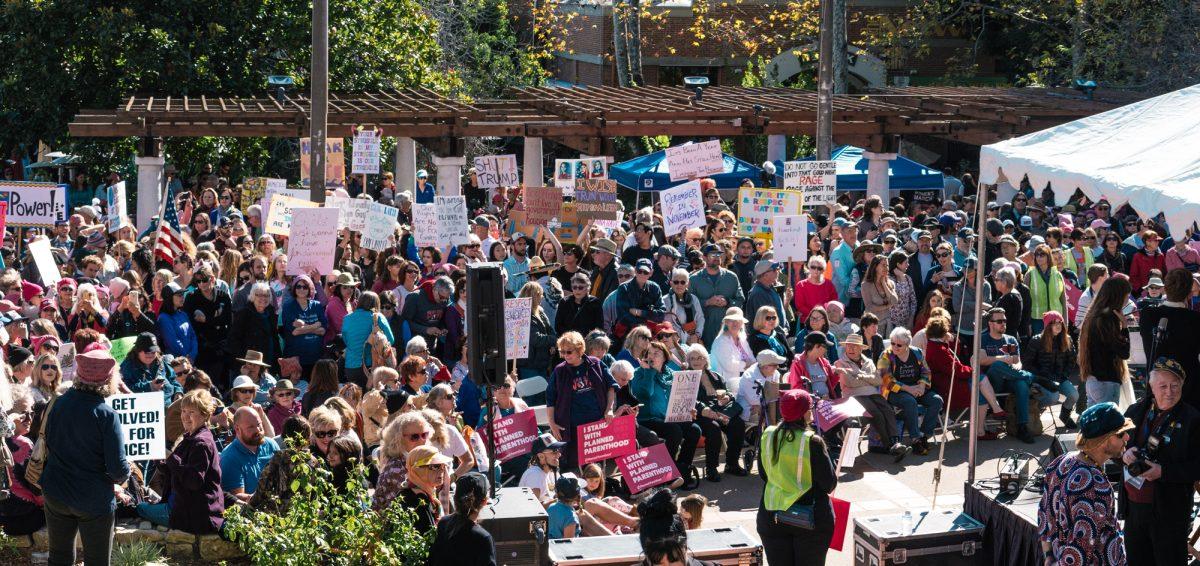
[1127,435,1161,477]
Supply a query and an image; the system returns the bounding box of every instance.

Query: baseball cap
[957,228,976,239]
[635,259,654,274]
[753,260,781,277]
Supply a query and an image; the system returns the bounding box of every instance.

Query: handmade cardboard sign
[665,140,723,181]
[107,392,166,461]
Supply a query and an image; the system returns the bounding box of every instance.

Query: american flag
[154,185,186,262]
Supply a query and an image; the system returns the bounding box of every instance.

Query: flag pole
[151,170,170,259]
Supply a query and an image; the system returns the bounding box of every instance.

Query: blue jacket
[280,297,329,365]
[40,388,131,516]
[631,367,673,423]
[613,280,666,328]
[416,181,436,204]
[342,310,394,369]
[121,358,183,404]
[157,311,198,360]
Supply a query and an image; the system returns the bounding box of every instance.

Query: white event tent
[979,84,1200,239]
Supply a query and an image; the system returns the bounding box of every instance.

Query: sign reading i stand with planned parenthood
[0,182,67,227]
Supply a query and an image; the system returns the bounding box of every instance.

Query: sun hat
[755,350,788,366]
[335,272,359,286]
[237,350,271,367]
[839,334,867,347]
[722,307,749,323]
[271,379,301,395]
[589,238,618,255]
[231,375,257,391]
[407,445,453,468]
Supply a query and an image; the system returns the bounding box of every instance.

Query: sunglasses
[276,391,295,397]
[294,285,310,291]
[765,315,778,321]
[936,252,950,258]
[314,430,338,439]
[419,463,448,472]
[560,349,578,356]
[618,274,633,279]
[671,280,688,285]
[407,431,431,442]
[41,364,58,371]
[571,284,588,290]
[991,319,1007,324]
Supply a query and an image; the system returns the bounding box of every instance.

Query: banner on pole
[474,155,519,189]
[665,140,723,181]
[108,392,166,461]
[287,207,339,275]
[351,128,382,175]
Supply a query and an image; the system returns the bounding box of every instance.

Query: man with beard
[621,223,657,266]
[520,434,568,505]
[220,407,281,503]
[728,237,759,297]
[1140,269,1200,409]
[689,243,745,345]
[232,255,269,312]
[504,233,533,295]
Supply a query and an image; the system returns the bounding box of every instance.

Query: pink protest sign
[481,411,539,463]
[616,443,680,495]
[812,396,868,432]
[577,414,637,465]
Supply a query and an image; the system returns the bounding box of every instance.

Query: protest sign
[812,396,869,431]
[265,194,317,236]
[474,155,519,189]
[575,178,619,221]
[480,411,539,463]
[0,203,7,239]
[260,183,308,221]
[737,188,802,241]
[412,204,439,248]
[27,237,61,287]
[616,444,680,494]
[347,198,371,232]
[108,392,166,461]
[665,140,723,181]
[577,414,638,465]
[554,159,578,191]
[300,137,346,188]
[56,343,76,383]
[287,207,339,275]
[106,181,127,233]
[109,336,136,364]
[772,215,809,261]
[660,181,705,236]
[910,189,941,204]
[504,297,532,359]
[784,160,837,207]
[324,195,352,229]
[0,182,67,227]
[665,370,703,423]
[435,196,470,245]
[241,177,269,208]
[351,128,382,175]
[362,202,399,251]
[580,157,608,180]
[508,201,581,243]
[523,186,563,226]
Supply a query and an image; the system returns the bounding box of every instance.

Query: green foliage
[222,448,429,566]
[0,532,20,562]
[111,540,168,566]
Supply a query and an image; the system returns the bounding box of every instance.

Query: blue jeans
[1034,379,1080,410]
[986,362,1033,425]
[888,389,943,439]
[1086,379,1121,407]
[136,502,171,528]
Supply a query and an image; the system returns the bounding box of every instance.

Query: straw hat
[722,307,749,323]
[334,272,359,286]
[237,350,271,368]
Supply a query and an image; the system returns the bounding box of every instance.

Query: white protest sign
[554,159,579,193]
[665,370,703,423]
[324,195,352,229]
[792,160,838,207]
[772,215,809,262]
[265,194,317,236]
[474,155,519,189]
[504,297,532,359]
[260,182,308,222]
[660,180,706,236]
[0,181,68,227]
[27,237,61,287]
[351,129,382,175]
[108,392,166,461]
[347,198,371,232]
[665,140,723,181]
[287,207,339,275]
[362,202,399,251]
[106,181,127,233]
[435,196,470,245]
[412,204,439,248]
[56,343,76,384]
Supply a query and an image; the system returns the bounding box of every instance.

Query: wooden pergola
[69,85,1137,155]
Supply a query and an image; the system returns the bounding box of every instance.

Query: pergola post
[523,137,544,187]
[766,135,787,187]
[135,137,165,232]
[863,150,896,202]
[395,137,417,193]
[433,155,466,197]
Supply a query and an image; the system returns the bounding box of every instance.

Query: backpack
[363,313,396,372]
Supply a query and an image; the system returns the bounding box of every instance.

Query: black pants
[1125,501,1190,566]
[758,509,832,566]
[44,496,115,566]
[696,415,745,470]
[641,420,701,471]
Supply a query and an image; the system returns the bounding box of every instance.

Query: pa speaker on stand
[467,263,507,387]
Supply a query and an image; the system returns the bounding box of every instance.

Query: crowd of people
[0,163,1197,566]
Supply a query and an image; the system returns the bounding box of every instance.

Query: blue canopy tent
[611,151,764,192]
[773,145,944,192]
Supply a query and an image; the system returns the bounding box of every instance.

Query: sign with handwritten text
[737,188,802,240]
[351,128,382,175]
[474,155,519,189]
[665,140,723,181]
[0,181,67,227]
[107,392,166,461]
[660,180,705,236]
[523,186,563,227]
[412,203,439,248]
[287,207,339,275]
[788,160,837,206]
[575,178,619,221]
[265,193,317,236]
[361,202,399,251]
[772,215,808,261]
[504,297,532,359]
[435,195,470,245]
[665,370,703,423]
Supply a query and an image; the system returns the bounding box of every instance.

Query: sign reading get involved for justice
[107,392,166,461]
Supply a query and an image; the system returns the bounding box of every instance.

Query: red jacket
[788,353,841,399]
[1129,249,1165,295]
[925,339,973,411]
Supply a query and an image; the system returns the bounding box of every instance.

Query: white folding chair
[514,375,548,400]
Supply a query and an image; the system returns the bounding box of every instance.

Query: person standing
[427,472,495,566]
[39,349,131,566]
[756,389,836,566]
[1119,358,1200,565]
[1079,277,1133,407]
[545,332,616,471]
[1038,402,1131,565]
[1139,269,1200,410]
[689,243,745,345]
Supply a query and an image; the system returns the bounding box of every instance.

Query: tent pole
[967,184,988,484]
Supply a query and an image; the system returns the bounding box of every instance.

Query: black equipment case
[479,487,550,566]
[546,526,762,566]
[853,509,985,566]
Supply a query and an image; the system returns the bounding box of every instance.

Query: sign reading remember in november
[108,392,166,461]
[665,140,723,181]
[660,181,706,236]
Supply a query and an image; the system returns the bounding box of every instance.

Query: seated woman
[136,389,224,534]
[709,307,755,384]
[396,445,452,535]
[747,306,789,359]
[372,412,434,512]
[794,306,840,363]
[1021,311,1081,430]
[684,344,746,480]
[633,341,701,489]
[120,332,183,404]
[249,415,320,515]
[1,385,45,536]
[924,316,1006,441]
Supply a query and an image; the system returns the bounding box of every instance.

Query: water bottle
[902,510,912,534]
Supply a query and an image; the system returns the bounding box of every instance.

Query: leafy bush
[111,540,167,566]
[223,446,429,566]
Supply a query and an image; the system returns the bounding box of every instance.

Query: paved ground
[692,411,1067,565]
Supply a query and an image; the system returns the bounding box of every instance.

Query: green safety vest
[760,425,813,512]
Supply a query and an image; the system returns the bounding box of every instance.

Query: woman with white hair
[710,307,755,383]
[66,283,108,335]
[685,344,747,480]
[663,268,705,345]
[877,326,943,456]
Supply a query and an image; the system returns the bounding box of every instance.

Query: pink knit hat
[1042,310,1064,328]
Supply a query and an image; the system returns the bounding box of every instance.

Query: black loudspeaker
[467,263,507,387]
